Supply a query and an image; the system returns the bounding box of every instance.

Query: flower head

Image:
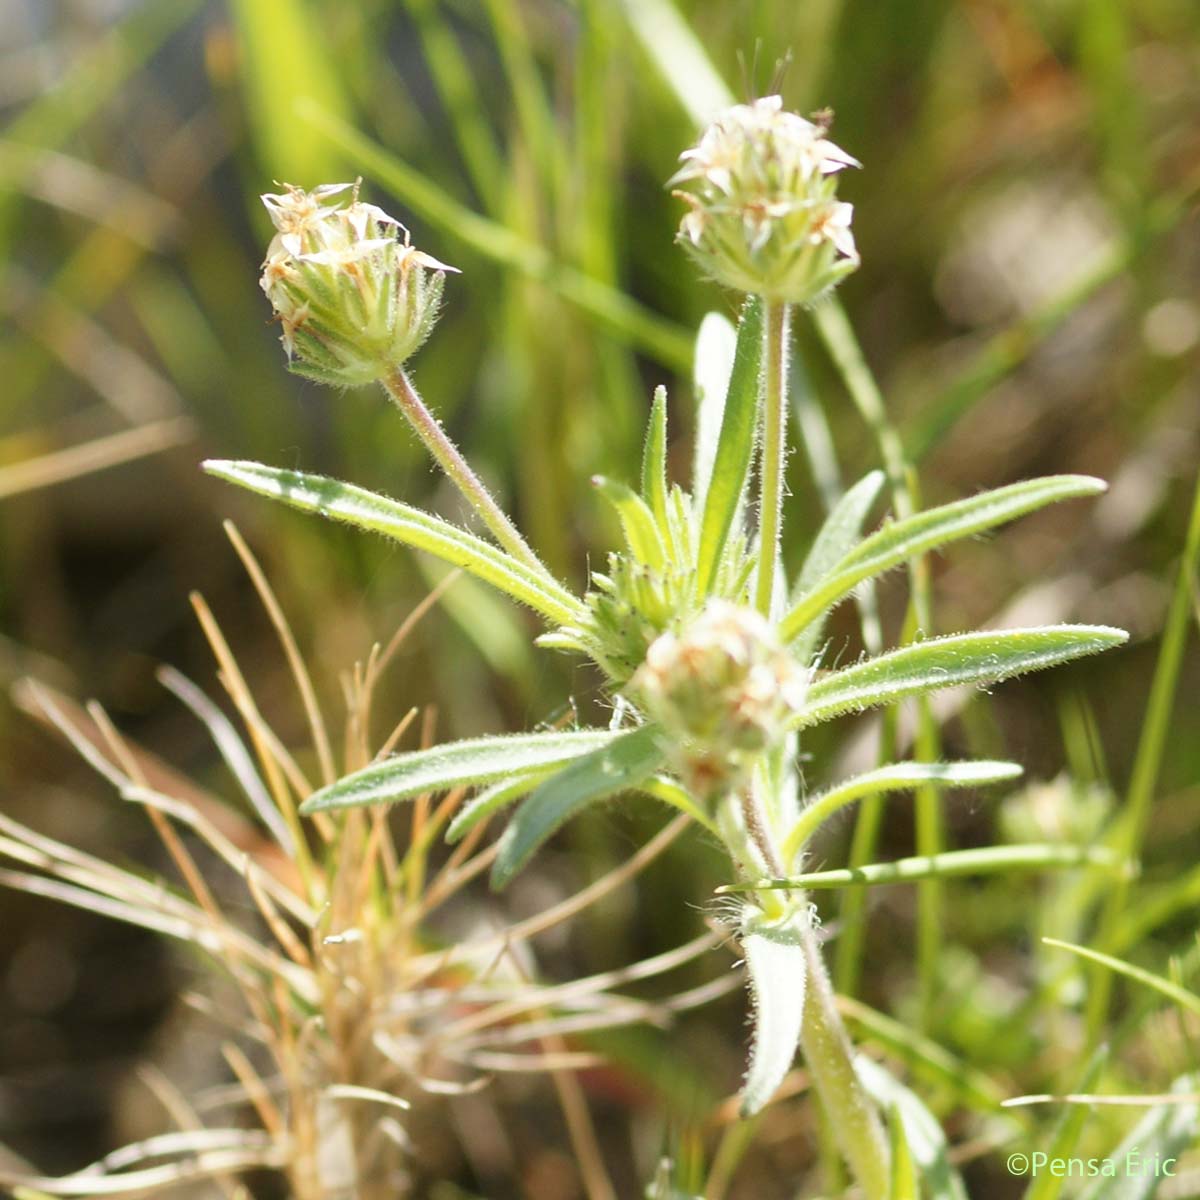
[632,600,809,800]
[670,96,860,303]
[259,182,457,387]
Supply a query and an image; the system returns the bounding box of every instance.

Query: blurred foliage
[1,0,1199,1196]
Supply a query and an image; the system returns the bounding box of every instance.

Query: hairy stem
[381,366,549,577]
[755,299,790,615]
[723,787,890,1194]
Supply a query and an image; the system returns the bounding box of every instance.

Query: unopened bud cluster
[259,182,457,387]
[671,95,859,304]
[633,601,809,799]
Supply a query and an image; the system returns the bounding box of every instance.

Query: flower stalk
[380,366,546,576]
[755,300,790,615]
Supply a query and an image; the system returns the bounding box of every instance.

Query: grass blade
[1042,938,1200,1018]
[203,460,582,625]
[491,726,664,889]
[301,729,616,814]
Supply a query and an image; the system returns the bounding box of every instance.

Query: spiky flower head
[632,600,809,800]
[670,96,860,304]
[259,182,457,387]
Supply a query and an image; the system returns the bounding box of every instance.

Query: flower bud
[259,182,457,387]
[670,96,859,304]
[632,601,809,799]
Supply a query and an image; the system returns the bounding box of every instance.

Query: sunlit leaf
[300,729,615,814]
[781,476,1107,643]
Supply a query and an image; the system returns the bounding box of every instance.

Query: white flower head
[670,96,861,303]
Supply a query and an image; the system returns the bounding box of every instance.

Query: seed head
[259,182,458,387]
[632,600,809,799]
[670,96,860,303]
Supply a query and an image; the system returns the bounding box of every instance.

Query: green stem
[755,299,790,615]
[721,788,890,1196]
[381,366,550,578]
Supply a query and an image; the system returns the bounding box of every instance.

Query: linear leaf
[695,297,762,596]
[783,760,1023,866]
[792,470,886,665]
[1023,1047,1108,1200]
[794,626,1127,729]
[720,844,1123,892]
[491,726,664,889]
[887,1104,919,1200]
[857,1056,968,1200]
[592,475,666,569]
[300,730,616,815]
[445,771,552,844]
[642,384,670,529]
[781,476,1107,643]
[692,311,737,512]
[204,460,581,625]
[739,908,807,1117]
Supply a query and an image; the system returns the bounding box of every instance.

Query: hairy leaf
[782,476,1107,643]
[300,729,615,814]
[794,626,1127,729]
[204,460,581,625]
[491,725,664,889]
[739,907,808,1117]
[642,384,670,529]
[593,475,667,569]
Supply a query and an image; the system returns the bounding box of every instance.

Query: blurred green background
[1,0,1198,1195]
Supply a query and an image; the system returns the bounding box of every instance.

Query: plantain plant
[208,98,1127,1194]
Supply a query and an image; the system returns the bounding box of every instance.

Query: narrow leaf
[691,311,737,511]
[1042,938,1200,1017]
[792,470,886,665]
[204,460,581,625]
[593,475,667,569]
[720,844,1123,892]
[695,297,762,596]
[491,726,664,889]
[445,771,553,844]
[739,907,808,1117]
[781,476,1107,643]
[300,729,616,815]
[1023,1047,1108,1200]
[794,626,1128,729]
[642,384,670,529]
[858,1056,968,1200]
[783,760,1023,866]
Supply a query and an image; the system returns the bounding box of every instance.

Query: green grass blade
[203,459,582,625]
[694,297,762,597]
[491,725,664,889]
[782,760,1023,867]
[1043,939,1200,1018]
[740,909,808,1117]
[1022,1047,1108,1200]
[301,729,617,814]
[228,0,350,181]
[642,384,670,529]
[295,102,693,371]
[781,476,1107,643]
[795,626,1128,729]
[720,844,1123,892]
[887,1104,919,1200]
